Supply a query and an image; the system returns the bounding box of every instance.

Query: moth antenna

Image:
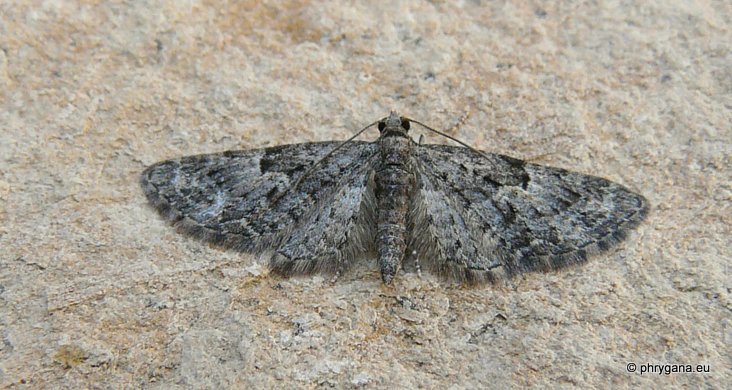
[407,117,489,159]
[270,118,382,204]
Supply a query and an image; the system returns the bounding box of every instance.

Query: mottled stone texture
[0,1,729,389]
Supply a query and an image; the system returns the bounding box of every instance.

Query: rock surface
[0,1,729,388]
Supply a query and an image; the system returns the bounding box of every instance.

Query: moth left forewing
[140,141,378,254]
[141,151,269,248]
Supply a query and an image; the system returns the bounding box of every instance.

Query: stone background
[1,1,729,388]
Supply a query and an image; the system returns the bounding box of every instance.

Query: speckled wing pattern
[407,144,647,283]
[142,121,647,284]
[141,141,379,275]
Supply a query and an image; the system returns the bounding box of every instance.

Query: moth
[141,111,647,284]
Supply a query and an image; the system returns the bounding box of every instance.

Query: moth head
[378,111,411,136]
